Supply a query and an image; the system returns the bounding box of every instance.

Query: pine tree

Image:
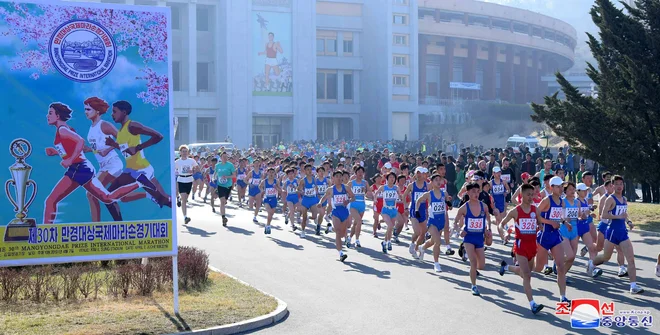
[531,0,660,201]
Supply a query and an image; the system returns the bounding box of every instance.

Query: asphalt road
[178,196,659,335]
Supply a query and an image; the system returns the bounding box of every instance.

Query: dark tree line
[532,0,660,203]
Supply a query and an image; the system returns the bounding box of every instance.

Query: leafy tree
[531,0,660,189]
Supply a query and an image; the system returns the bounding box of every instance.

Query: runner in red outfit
[498,183,544,315]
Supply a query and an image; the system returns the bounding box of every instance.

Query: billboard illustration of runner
[0,0,176,267]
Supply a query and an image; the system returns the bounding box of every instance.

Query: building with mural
[69,0,576,148]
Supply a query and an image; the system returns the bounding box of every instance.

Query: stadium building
[71,0,576,148]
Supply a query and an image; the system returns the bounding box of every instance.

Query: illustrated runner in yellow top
[104,100,172,219]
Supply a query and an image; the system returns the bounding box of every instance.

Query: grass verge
[0,272,278,335]
[628,202,660,233]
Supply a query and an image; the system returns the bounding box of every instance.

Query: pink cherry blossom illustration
[0,2,170,107]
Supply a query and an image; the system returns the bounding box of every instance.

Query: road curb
[171,266,288,335]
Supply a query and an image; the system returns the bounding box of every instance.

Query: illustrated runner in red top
[497,183,545,315]
[43,103,140,224]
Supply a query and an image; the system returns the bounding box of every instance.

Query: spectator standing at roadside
[508,156,520,186]
[446,156,457,198]
[521,152,536,176]
[554,157,567,180]
[454,162,466,207]
[566,149,575,182]
[576,163,586,183]
[487,153,497,176]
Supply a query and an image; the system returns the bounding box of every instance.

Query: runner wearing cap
[535,176,571,306]
[512,172,532,205]
[575,182,603,278]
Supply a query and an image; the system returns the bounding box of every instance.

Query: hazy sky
[481,0,603,72]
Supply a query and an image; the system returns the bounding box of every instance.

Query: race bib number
[518,218,537,233]
[250,178,260,186]
[383,190,397,200]
[565,207,579,219]
[467,218,484,231]
[265,188,277,197]
[431,201,445,214]
[333,194,348,205]
[414,192,424,203]
[54,144,67,158]
[580,205,589,214]
[501,174,511,183]
[237,174,246,180]
[218,177,228,184]
[287,186,297,194]
[615,205,627,216]
[317,185,327,194]
[119,143,131,158]
[304,188,316,197]
[492,184,505,194]
[549,207,563,220]
[352,186,365,195]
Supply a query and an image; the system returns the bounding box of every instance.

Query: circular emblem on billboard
[48,20,117,83]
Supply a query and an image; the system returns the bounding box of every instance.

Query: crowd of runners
[173,143,658,315]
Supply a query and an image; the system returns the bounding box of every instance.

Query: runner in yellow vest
[104,100,172,218]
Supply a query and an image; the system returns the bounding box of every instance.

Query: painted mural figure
[103,100,173,219]
[43,103,140,224]
[258,32,284,88]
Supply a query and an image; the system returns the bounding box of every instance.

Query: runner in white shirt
[83,97,145,222]
[175,145,198,224]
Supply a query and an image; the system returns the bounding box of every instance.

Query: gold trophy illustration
[4,138,37,242]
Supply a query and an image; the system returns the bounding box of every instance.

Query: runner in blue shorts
[247,160,263,222]
[375,172,401,254]
[235,158,249,207]
[575,183,602,278]
[406,167,429,258]
[314,167,329,235]
[535,176,571,306]
[207,157,219,213]
[347,166,371,248]
[453,182,491,296]
[192,156,204,200]
[283,168,300,231]
[593,175,643,294]
[318,171,355,262]
[259,167,280,234]
[298,164,318,238]
[414,173,447,272]
[491,166,511,245]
